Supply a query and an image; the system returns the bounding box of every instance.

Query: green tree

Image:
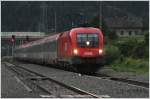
[88,16,109,36]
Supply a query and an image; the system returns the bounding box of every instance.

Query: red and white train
[14,27,104,73]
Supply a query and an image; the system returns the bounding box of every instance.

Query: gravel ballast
[97,66,149,83]
[12,62,149,98]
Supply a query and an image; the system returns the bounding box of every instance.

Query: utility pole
[12,43,14,57]
[54,10,57,33]
[11,35,16,57]
[7,46,9,56]
[39,2,48,32]
[99,1,102,29]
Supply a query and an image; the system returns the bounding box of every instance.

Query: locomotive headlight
[99,49,103,54]
[73,49,78,55]
[86,41,90,46]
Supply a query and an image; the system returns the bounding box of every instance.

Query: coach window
[39,44,42,52]
[46,42,49,52]
[42,43,45,52]
[53,41,57,52]
[50,41,53,52]
[51,42,53,50]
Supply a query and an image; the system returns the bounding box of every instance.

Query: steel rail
[5,62,105,98]
[4,63,54,96]
[93,73,149,89]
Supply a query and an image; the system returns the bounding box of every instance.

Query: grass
[110,57,149,74]
[104,36,148,74]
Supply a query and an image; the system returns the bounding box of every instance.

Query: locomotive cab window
[77,33,99,48]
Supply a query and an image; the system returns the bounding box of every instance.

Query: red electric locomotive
[14,27,104,73]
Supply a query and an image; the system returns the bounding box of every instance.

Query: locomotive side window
[77,33,99,48]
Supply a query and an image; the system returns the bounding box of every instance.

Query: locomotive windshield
[77,33,99,48]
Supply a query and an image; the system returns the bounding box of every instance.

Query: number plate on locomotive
[84,52,93,55]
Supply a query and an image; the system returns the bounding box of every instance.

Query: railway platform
[1,62,39,98]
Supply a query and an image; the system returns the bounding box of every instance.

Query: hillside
[1,1,149,32]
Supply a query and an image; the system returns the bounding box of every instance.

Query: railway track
[91,73,149,89]
[4,62,109,98]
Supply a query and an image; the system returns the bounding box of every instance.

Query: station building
[104,17,144,37]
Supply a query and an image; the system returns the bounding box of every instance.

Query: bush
[104,45,121,64]
[144,46,149,58]
[132,42,149,58]
[117,38,137,56]
[111,57,149,74]
[144,32,149,45]
[116,38,148,58]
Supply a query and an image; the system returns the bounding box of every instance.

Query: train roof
[16,33,61,49]
[16,27,101,50]
[70,27,101,33]
[71,27,101,31]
